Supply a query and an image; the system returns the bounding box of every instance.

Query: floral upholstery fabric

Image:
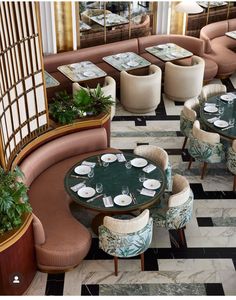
[165,162,172,191]
[99,218,153,258]
[150,190,194,230]
[227,146,236,175]
[188,133,224,163]
[180,111,194,138]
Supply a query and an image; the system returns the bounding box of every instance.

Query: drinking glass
[125,161,132,169]
[102,161,109,167]
[95,183,103,193]
[228,98,233,105]
[121,186,129,195]
[218,106,224,118]
[139,172,146,182]
[229,118,235,126]
[88,168,94,178]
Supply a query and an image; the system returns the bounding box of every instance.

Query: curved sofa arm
[32,214,46,245]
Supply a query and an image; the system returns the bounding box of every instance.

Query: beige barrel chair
[120,64,162,113]
[199,83,227,104]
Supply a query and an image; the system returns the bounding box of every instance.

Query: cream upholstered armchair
[188,120,225,179]
[200,83,227,104]
[164,55,205,102]
[227,140,236,191]
[120,64,162,113]
[134,145,172,190]
[73,76,116,120]
[99,209,153,276]
[180,98,199,151]
[150,174,193,247]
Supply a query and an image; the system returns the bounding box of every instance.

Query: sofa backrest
[44,38,139,73]
[138,34,204,56]
[20,128,108,186]
[228,18,236,32]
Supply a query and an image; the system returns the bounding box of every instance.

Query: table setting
[64,152,166,212]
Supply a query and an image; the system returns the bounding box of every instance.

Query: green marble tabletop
[90,13,128,27]
[145,43,193,62]
[103,52,151,72]
[64,152,166,213]
[200,92,236,140]
[57,61,107,82]
[44,70,60,88]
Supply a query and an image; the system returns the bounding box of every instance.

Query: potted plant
[49,84,114,125]
[0,166,32,235]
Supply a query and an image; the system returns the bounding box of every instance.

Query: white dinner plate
[131,158,148,168]
[101,153,117,163]
[156,44,168,49]
[83,71,95,77]
[213,120,229,128]
[116,53,128,58]
[204,105,218,113]
[127,61,139,67]
[220,94,235,101]
[77,187,96,198]
[114,194,132,206]
[74,165,91,175]
[143,179,161,190]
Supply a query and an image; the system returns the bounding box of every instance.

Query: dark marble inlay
[81,284,99,296]
[98,283,207,296]
[212,217,236,227]
[197,217,214,227]
[45,273,65,296]
[135,117,147,126]
[205,283,225,295]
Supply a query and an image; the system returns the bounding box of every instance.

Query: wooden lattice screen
[0,2,49,170]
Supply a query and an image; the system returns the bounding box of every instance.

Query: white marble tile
[219,270,236,295]
[115,101,156,116]
[64,265,83,295]
[111,121,136,132]
[158,259,234,272]
[194,199,236,209]
[24,272,47,295]
[151,226,171,248]
[162,94,183,116]
[145,120,180,131]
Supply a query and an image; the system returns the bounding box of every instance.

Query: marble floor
[25,75,236,296]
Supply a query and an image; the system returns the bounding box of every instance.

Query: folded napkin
[70,182,85,192]
[82,161,96,168]
[205,103,216,106]
[207,117,219,124]
[143,164,156,173]
[103,196,114,207]
[140,188,156,197]
[116,153,126,162]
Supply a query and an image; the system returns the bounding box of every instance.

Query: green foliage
[0,166,32,235]
[49,85,114,124]
[49,91,79,125]
[74,84,114,117]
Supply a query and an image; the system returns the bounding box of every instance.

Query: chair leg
[201,162,207,180]
[177,228,186,247]
[182,137,188,151]
[233,175,236,192]
[140,253,144,271]
[188,157,193,170]
[114,256,118,276]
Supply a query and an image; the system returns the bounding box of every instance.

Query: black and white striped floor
[25,75,236,296]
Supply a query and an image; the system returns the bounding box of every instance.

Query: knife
[86,193,104,203]
[71,174,88,179]
[221,125,234,131]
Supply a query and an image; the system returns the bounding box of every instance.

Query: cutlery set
[70,174,88,179]
[221,125,234,131]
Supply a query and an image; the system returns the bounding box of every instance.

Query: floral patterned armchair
[99,209,153,276]
[134,145,172,190]
[227,140,236,191]
[150,174,193,247]
[188,120,225,179]
[180,98,199,151]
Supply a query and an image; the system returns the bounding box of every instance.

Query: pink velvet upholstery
[20,128,118,272]
[200,19,236,77]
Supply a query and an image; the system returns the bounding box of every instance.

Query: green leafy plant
[74,84,114,117]
[0,166,32,235]
[49,85,114,124]
[49,90,79,125]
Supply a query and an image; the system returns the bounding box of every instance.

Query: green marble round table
[200,93,236,141]
[64,152,167,215]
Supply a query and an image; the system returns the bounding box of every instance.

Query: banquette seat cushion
[200,19,236,77]
[20,128,118,271]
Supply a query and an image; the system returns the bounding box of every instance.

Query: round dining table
[200,92,236,141]
[64,152,167,233]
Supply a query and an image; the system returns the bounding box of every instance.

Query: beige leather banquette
[19,128,117,272]
[44,35,218,100]
[200,18,236,77]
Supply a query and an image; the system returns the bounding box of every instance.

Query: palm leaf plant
[0,166,32,235]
